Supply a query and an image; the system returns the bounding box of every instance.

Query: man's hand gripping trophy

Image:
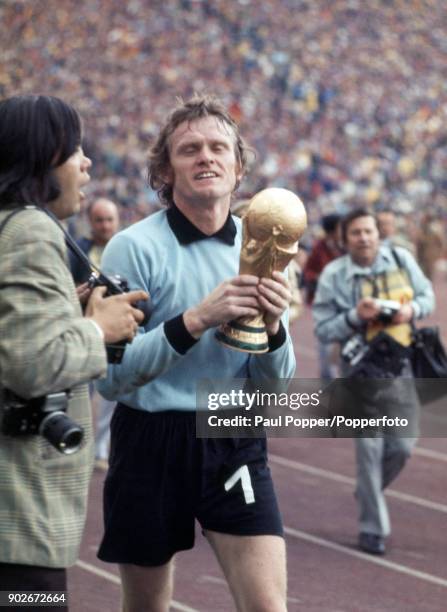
[216,188,307,353]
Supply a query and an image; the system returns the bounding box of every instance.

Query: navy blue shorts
[97,404,283,567]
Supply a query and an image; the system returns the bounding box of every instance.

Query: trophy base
[215,320,269,354]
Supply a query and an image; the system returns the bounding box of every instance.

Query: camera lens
[39,412,84,455]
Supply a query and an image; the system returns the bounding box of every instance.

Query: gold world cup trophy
[215,187,307,353]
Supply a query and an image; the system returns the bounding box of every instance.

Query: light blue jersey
[97,208,296,412]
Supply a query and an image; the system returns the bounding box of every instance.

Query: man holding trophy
[96,95,306,612]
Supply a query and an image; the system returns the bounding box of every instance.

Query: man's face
[89,200,119,246]
[345,215,380,267]
[48,147,91,219]
[165,116,243,209]
[377,212,396,239]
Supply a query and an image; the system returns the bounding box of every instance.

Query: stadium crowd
[1,0,446,236]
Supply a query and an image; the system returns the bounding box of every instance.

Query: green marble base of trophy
[215,313,269,353]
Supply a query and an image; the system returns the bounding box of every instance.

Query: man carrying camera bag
[312,208,434,555]
[0,95,147,601]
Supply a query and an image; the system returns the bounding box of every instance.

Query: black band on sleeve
[268,321,287,352]
[164,314,199,355]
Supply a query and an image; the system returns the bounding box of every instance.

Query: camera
[341,333,369,367]
[2,388,83,454]
[375,298,401,324]
[342,331,409,378]
[88,272,151,363]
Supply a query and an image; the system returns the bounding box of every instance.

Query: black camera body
[342,331,409,379]
[1,388,83,454]
[375,298,401,324]
[88,272,151,363]
[341,333,369,367]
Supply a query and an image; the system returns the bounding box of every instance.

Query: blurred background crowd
[1,0,446,245]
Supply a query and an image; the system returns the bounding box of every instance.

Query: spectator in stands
[2,2,445,230]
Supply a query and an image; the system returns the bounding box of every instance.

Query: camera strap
[362,248,411,303]
[390,247,407,274]
[41,207,102,277]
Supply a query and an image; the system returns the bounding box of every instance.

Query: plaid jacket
[0,206,107,568]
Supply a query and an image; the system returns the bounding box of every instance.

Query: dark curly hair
[148,94,254,207]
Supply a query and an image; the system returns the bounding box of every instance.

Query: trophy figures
[215,187,307,353]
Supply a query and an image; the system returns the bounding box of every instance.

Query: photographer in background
[0,95,146,599]
[312,209,434,555]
